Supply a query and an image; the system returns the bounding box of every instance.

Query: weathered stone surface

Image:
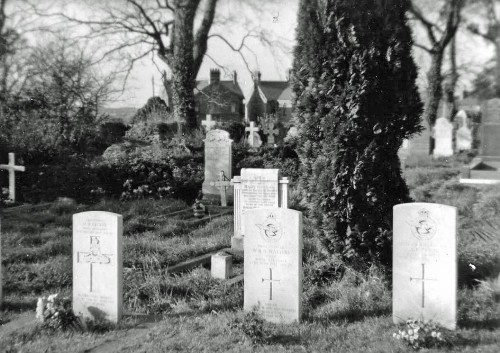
[73,211,123,323]
[433,118,453,157]
[211,252,232,279]
[244,208,303,323]
[202,129,233,200]
[393,203,457,330]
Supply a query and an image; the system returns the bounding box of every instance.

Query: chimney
[209,68,220,85]
[253,70,261,84]
[233,71,237,84]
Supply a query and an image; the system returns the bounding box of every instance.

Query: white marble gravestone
[244,208,303,323]
[456,126,472,151]
[393,203,457,330]
[433,117,453,157]
[231,169,288,251]
[0,153,26,202]
[73,211,123,323]
[202,130,233,201]
[211,252,232,279]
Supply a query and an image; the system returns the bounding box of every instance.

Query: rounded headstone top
[204,129,233,143]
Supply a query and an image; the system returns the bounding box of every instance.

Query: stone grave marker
[244,207,303,323]
[245,121,261,148]
[393,203,457,330]
[0,153,26,203]
[262,119,279,145]
[201,114,217,132]
[231,169,289,251]
[455,110,472,152]
[461,98,500,183]
[73,211,123,323]
[202,129,233,203]
[209,171,231,207]
[211,252,232,279]
[433,117,453,157]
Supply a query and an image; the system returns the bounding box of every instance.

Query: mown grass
[1,160,500,352]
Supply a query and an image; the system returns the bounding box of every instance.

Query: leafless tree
[410,0,465,132]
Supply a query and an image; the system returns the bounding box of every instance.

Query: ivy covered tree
[293,0,422,267]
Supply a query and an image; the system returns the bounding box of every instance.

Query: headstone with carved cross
[262,118,279,145]
[393,203,457,330]
[245,121,261,148]
[0,153,26,203]
[73,211,123,323]
[244,207,303,323]
[209,171,231,207]
[202,129,233,203]
[201,114,217,132]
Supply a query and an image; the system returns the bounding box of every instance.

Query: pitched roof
[195,80,244,98]
[259,81,292,101]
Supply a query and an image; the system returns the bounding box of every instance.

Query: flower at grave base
[431,331,437,337]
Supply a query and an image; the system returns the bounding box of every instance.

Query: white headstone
[433,118,453,157]
[201,114,217,132]
[202,129,233,200]
[211,252,232,279]
[244,208,303,323]
[245,122,260,148]
[73,211,123,323]
[393,203,457,330]
[456,126,472,151]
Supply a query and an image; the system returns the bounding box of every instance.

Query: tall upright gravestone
[461,98,500,183]
[202,129,233,203]
[231,168,289,251]
[244,208,303,323]
[393,203,457,330]
[73,211,123,323]
[433,117,453,158]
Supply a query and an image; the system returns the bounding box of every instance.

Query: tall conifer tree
[292,0,422,267]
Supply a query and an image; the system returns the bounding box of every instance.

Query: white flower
[431,331,437,337]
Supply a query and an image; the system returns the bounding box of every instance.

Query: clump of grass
[458,280,500,328]
[228,309,269,345]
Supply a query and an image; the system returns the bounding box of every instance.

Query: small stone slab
[211,253,232,279]
[167,247,231,274]
[244,207,303,324]
[393,203,457,330]
[73,211,123,323]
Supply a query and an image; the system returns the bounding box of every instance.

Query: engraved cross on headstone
[209,171,231,207]
[77,236,112,292]
[263,120,279,145]
[410,263,437,308]
[0,153,26,203]
[201,114,217,132]
[262,268,280,300]
[245,121,260,147]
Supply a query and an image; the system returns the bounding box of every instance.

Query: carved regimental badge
[256,212,282,242]
[407,208,437,240]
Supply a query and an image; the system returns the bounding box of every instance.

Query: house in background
[246,71,293,125]
[194,69,245,125]
[161,68,245,126]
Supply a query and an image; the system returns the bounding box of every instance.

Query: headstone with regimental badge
[393,203,457,330]
[73,211,123,323]
[244,207,303,323]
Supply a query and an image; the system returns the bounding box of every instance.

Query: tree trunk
[495,39,500,97]
[423,50,444,154]
[172,5,197,131]
[445,36,458,120]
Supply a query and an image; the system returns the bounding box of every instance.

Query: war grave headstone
[231,168,289,251]
[201,114,217,132]
[244,207,303,323]
[433,117,453,158]
[202,129,233,204]
[73,211,123,323]
[461,98,500,183]
[0,153,26,203]
[393,203,457,330]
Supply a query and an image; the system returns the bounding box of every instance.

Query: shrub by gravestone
[292,0,422,267]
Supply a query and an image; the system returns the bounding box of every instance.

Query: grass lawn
[1,158,500,352]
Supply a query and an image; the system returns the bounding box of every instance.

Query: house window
[231,103,236,113]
